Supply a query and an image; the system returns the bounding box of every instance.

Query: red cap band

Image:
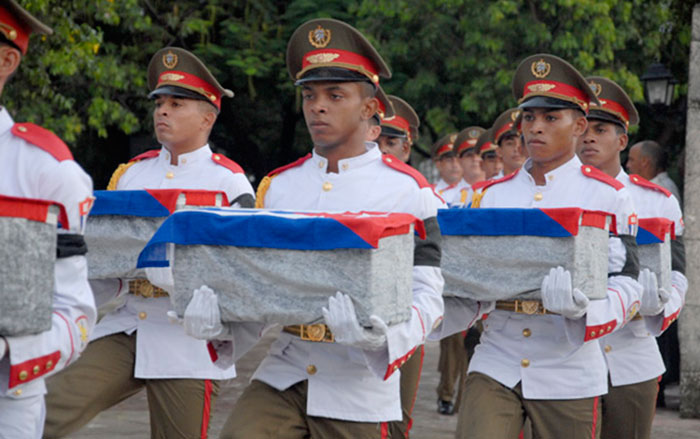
[300,48,380,84]
[0,6,29,54]
[456,139,478,155]
[522,80,590,112]
[435,144,453,157]
[157,70,222,109]
[494,122,514,143]
[593,98,630,126]
[382,115,411,136]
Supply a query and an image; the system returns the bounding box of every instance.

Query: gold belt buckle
[517,300,541,315]
[300,324,334,342]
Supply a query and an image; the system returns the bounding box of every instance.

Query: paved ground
[67,329,700,438]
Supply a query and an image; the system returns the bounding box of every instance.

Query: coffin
[85,189,228,280]
[138,208,422,326]
[438,208,614,301]
[636,217,673,293]
[0,195,65,336]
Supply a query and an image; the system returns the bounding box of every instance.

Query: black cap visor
[587,109,626,131]
[380,125,407,138]
[295,67,374,86]
[519,96,581,111]
[148,85,212,104]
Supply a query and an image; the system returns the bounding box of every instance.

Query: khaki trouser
[389,345,424,438]
[43,333,220,439]
[601,376,659,439]
[457,372,602,439]
[437,332,467,404]
[220,379,391,439]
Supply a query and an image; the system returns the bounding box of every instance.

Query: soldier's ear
[361,95,379,122]
[0,45,21,80]
[572,111,588,137]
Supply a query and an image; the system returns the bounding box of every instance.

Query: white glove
[541,266,589,319]
[639,269,670,316]
[322,292,388,350]
[167,285,226,340]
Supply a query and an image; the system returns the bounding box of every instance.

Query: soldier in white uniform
[576,76,686,439]
[179,18,445,438]
[435,54,643,439]
[453,126,487,205]
[377,95,419,165]
[492,107,527,177]
[0,2,96,438]
[433,132,464,204]
[43,47,255,439]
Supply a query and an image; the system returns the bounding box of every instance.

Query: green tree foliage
[2,0,690,187]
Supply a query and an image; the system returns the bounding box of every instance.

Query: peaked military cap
[286,18,391,87]
[432,132,458,159]
[373,84,395,121]
[512,54,599,113]
[0,0,52,54]
[454,126,486,156]
[491,108,521,145]
[585,76,639,131]
[381,95,419,144]
[147,47,233,110]
[476,128,497,155]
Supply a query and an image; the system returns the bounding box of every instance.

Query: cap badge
[511,110,521,121]
[163,51,178,69]
[531,59,551,78]
[160,73,185,82]
[309,25,332,48]
[589,81,602,96]
[528,83,556,93]
[469,129,479,138]
[307,52,340,64]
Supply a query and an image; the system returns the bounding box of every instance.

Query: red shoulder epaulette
[628,174,672,197]
[267,153,312,177]
[581,165,624,190]
[212,153,244,174]
[129,149,160,162]
[477,169,519,192]
[11,123,73,162]
[381,155,432,189]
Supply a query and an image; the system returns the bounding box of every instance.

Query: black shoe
[437,399,455,415]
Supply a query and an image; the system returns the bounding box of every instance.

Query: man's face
[153,95,210,149]
[626,144,644,175]
[458,149,484,182]
[521,108,586,166]
[576,120,627,170]
[434,153,463,184]
[378,135,410,163]
[499,134,525,170]
[481,150,503,179]
[302,81,372,150]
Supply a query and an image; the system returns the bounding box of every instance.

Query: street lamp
[641,63,677,107]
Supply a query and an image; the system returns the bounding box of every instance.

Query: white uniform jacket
[251,143,444,422]
[90,145,257,380]
[434,178,462,205]
[438,156,642,400]
[599,170,687,386]
[0,108,96,399]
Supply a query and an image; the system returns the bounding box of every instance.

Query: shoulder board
[11,123,73,162]
[129,149,160,162]
[628,174,672,197]
[212,153,244,174]
[267,153,312,177]
[477,170,519,192]
[581,165,624,190]
[381,155,431,189]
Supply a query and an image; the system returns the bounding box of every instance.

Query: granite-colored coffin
[438,208,613,301]
[138,209,420,327]
[0,195,63,336]
[637,218,673,292]
[85,189,227,280]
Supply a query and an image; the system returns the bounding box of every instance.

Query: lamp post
[641,62,677,107]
